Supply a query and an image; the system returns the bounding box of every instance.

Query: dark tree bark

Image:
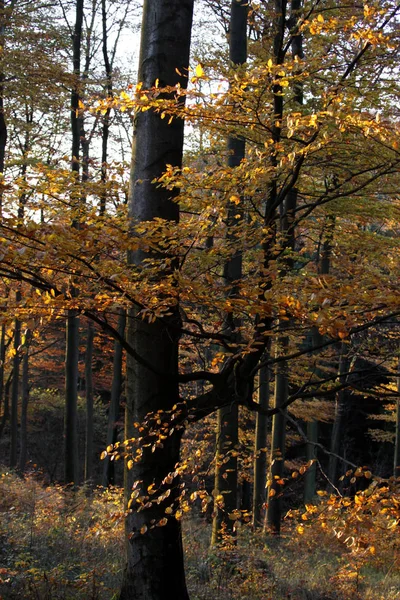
[64,0,84,485]
[84,320,94,483]
[0,323,5,420]
[211,0,248,547]
[102,308,125,488]
[100,0,112,217]
[65,310,79,484]
[328,343,349,486]
[0,0,9,217]
[119,1,194,598]
[266,185,296,533]
[252,361,270,527]
[394,357,400,477]
[306,217,334,497]
[18,330,31,473]
[10,307,20,468]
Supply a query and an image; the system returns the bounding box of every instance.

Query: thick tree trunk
[119,1,193,598]
[84,320,94,483]
[102,308,125,487]
[252,362,270,527]
[211,0,247,547]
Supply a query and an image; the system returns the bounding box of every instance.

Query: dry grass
[1,470,399,599]
[0,471,124,599]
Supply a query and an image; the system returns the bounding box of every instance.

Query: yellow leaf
[297,525,304,534]
[157,518,168,527]
[100,451,107,460]
[317,13,324,22]
[195,64,205,78]
[127,460,134,470]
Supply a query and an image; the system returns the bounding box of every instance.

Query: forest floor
[0,470,399,600]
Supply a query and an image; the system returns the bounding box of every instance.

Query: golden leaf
[195,64,204,78]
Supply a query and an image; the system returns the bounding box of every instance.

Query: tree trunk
[252,362,270,527]
[18,330,31,473]
[0,0,9,217]
[119,1,193,598]
[394,356,400,477]
[84,320,94,483]
[0,323,5,419]
[328,342,349,485]
[266,336,288,534]
[266,184,296,533]
[211,0,247,547]
[64,0,84,485]
[65,311,79,484]
[102,308,125,488]
[211,403,239,545]
[10,309,21,468]
[304,420,318,504]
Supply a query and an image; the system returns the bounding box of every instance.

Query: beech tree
[119,0,194,597]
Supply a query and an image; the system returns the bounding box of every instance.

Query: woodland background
[0,0,399,599]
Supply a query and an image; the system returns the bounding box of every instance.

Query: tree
[211,0,248,547]
[119,0,194,598]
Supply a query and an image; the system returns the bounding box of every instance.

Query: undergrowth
[1,470,399,599]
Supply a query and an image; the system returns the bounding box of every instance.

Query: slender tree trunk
[0,369,11,438]
[102,308,125,487]
[84,320,94,483]
[64,0,84,485]
[304,420,318,503]
[100,0,112,217]
[0,323,5,418]
[211,0,247,547]
[266,336,288,533]
[65,311,79,484]
[211,403,239,545]
[266,184,296,533]
[303,218,334,495]
[328,342,349,485]
[0,0,8,217]
[18,331,31,473]
[119,1,193,597]
[394,356,400,477]
[10,307,21,468]
[252,361,270,527]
